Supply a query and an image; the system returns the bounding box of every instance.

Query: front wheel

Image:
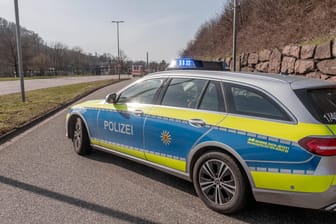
[72,117,91,155]
[193,152,249,214]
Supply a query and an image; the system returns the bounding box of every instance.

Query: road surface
[0,74,131,96]
[0,79,334,223]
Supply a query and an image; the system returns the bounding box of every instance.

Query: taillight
[298,137,336,156]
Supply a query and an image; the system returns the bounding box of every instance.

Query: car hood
[71,99,104,109]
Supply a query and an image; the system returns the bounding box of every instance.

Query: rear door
[143,78,227,172]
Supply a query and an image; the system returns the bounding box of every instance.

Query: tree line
[0,17,167,77]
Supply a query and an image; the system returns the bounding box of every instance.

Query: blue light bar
[168,58,197,69]
[176,58,197,68]
[167,58,228,71]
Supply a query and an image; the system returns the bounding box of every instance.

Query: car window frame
[223,82,293,122]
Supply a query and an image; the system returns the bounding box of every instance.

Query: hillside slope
[182,0,336,59]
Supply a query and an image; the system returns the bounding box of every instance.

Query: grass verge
[0,74,95,81]
[0,79,119,135]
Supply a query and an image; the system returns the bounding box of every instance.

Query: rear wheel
[193,152,249,214]
[72,117,91,155]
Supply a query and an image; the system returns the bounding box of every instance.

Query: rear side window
[226,84,291,121]
[199,81,225,112]
[161,78,206,108]
[295,88,336,124]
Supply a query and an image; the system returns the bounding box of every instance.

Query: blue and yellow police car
[66,58,336,213]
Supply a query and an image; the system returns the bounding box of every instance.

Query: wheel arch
[187,141,255,189]
[66,112,91,139]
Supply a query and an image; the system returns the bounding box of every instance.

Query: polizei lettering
[104,120,134,135]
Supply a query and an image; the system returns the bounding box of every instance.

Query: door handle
[188,118,206,128]
[133,109,144,116]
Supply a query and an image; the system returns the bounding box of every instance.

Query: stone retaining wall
[225,38,336,81]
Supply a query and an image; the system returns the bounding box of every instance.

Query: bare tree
[30,52,52,76]
[71,46,84,75]
[0,18,40,76]
[49,42,68,75]
[0,20,19,76]
[0,17,167,77]
[181,0,336,59]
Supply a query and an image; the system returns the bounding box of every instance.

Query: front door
[94,78,166,160]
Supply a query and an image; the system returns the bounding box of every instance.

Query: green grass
[0,79,120,135]
[0,74,97,81]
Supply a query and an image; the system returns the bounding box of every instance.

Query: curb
[0,79,125,145]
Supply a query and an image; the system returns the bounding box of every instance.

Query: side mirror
[105,93,117,104]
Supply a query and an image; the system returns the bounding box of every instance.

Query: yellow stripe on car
[91,138,186,172]
[251,171,334,193]
[91,139,146,160]
[219,115,332,142]
[327,124,336,135]
[332,176,336,186]
[148,106,226,126]
[72,101,154,115]
[145,153,186,172]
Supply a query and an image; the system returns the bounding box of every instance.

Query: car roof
[143,69,335,124]
[148,70,335,90]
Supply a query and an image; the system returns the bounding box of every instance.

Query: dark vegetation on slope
[182,0,336,59]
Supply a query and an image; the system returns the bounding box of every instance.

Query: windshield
[295,87,336,124]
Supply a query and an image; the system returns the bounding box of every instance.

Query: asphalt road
[0,74,131,95]
[0,79,335,224]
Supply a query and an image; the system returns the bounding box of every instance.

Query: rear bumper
[253,185,336,210]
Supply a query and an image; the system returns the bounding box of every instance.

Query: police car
[66,58,336,213]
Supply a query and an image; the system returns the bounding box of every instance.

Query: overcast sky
[0,0,226,62]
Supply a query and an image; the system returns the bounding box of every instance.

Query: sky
[0,0,226,62]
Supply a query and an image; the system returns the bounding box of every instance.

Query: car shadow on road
[87,149,197,196]
[0,175,159,224]
[87,149,336,224]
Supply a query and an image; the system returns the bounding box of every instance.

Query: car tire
[193,151,249,214]
[72,117,91,155]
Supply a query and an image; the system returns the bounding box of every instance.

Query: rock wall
[225,38,336,82]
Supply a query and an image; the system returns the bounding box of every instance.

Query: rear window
[226,84,291,121]
[295,87,336,124]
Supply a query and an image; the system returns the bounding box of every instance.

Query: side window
[118,78,164,104]
[199,81,225,112]
[227,84,291,121]
[161,78,206,108]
